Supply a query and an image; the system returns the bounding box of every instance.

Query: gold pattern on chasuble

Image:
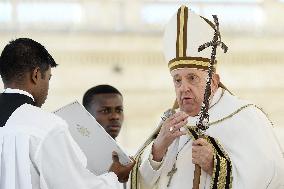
[216,156,230,189]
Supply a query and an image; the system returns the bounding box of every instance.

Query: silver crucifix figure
[167,163,177,187]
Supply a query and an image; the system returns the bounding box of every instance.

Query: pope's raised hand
[152,112,188,162]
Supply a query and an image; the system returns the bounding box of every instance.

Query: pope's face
[171,68,219,116]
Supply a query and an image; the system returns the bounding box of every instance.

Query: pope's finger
[174,120,188,130]
[172,130,187,138]
[192,138,209,146]
[174,112,188,122]
[192,158,199,165]
[175,111,188,118]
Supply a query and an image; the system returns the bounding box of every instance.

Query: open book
[54,101,132,175]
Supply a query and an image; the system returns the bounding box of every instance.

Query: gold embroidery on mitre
[171,59,210,68]
[169,59,217,71]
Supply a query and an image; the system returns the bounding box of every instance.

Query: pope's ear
[212,74,220,92]
[31,67,41,84]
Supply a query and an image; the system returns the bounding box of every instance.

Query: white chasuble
[135,88,284,189]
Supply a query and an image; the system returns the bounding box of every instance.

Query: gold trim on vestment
[213,152,231,189]
[207,104,254,127]
[211,138,233,189]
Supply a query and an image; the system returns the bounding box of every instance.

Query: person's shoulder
[240,103,271,122]
[223,91,265,114]
[211,89,252,117]
[222,91,271,124]
[221,90,251,107]
[21,104,66,123]
[7,104,69,137]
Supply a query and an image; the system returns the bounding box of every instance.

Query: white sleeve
[138,140,178,189]
[139,152,165,189]
[34,127,120,189]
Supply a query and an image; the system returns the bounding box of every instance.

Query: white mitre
[163,5,217,72]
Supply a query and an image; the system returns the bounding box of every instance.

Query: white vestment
[0,95,120,189]
[138,88,284,189]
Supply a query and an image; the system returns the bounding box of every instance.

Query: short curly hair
[0,38,57,84]
[82,85,122,109]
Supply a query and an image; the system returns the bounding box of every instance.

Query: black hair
[82,84,122,109]
[0,38,57,84]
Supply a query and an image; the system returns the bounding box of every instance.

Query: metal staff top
[196,15,228,135]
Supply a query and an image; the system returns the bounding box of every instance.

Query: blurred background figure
[0,0,284,154]
[82,84,124,140]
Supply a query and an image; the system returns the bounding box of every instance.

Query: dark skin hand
[109,151,136,183]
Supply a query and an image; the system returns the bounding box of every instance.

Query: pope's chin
[179,102,200,117]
